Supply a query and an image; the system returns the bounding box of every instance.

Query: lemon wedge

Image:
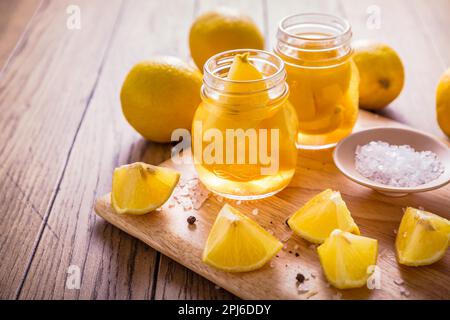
[228,52,264,81]
[202,204,282,272]
[396,207,450,266]
[226,53,268,104]
[287,189,360,244]
[318,229,378,289]
[111,162,180,214]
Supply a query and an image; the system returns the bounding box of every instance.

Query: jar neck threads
[202,49,288,109]
[276,13,353,67]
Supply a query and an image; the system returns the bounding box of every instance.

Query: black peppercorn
[296,273,305,284]
[187,216,196,225]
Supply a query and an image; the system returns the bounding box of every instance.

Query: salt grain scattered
[399,287,410,297]
[172,175,211,211]
[236,200,242,205]
[332,292,342,300]
[252,208,259,216]
[355,141,444,187]
[394,279,404,286]
[280,231,293,243]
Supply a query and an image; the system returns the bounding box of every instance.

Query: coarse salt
[355,141,444,187]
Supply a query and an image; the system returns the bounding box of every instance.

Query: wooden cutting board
[94,111,450,300]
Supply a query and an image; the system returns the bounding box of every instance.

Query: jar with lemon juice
[275,13,359,149]
[192,49,298,200]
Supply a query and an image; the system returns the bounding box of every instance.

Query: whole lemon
[189,8,264,71]
[353,41,404,110]
[120,57,202,142]
[436,68,450,137]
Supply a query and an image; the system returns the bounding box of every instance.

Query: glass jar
[275,13,359,149]
[192,49,298,200]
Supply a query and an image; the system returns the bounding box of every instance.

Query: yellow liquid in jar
[277,33,359,148]
[192,99,298,199]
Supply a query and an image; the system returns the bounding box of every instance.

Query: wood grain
[0,0,123,299]
[0,0,41,69]
[1,0,449,300]
[95,111,450,300]
[16,0,197,299]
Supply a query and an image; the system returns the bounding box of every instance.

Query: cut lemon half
[287,189,360,244]
[396,207,450,266]
[202,204,282,272]
[318,229,378,289]
[111,162,180,214]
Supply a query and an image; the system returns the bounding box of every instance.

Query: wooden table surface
[0,0,449,300]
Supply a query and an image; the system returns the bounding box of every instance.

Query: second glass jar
[192,49,298,200]
[275,13,359,149]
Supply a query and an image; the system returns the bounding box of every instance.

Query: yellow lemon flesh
[111,162,180,215]
[225,52,268,104]
[288,189,360,244]
[318,230,378,289]
[228,52,264,81]
[353,41,404,110]
[396,207,450,266]
[202,204,282,272]
[436,68,450,137]
[120,57,202,143]
[189,8,264,71]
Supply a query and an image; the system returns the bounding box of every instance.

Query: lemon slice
[202,204,282,272]
[111,162,180,214]
[318,229,378,289]
[396,207,450,266]
[287,189,360,244]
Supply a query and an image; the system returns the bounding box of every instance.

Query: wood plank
[17,0,196,299]
[154,0,265,300]
[95,111,450,300]
[339,0,447,137]
[0,0,123,299]
[0,0,41,69]
[411,0,450,81]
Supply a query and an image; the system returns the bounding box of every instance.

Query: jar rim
[278,13,351,42]
[203,49,286,89]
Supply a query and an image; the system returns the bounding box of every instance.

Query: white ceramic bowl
[333,127,450,197]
